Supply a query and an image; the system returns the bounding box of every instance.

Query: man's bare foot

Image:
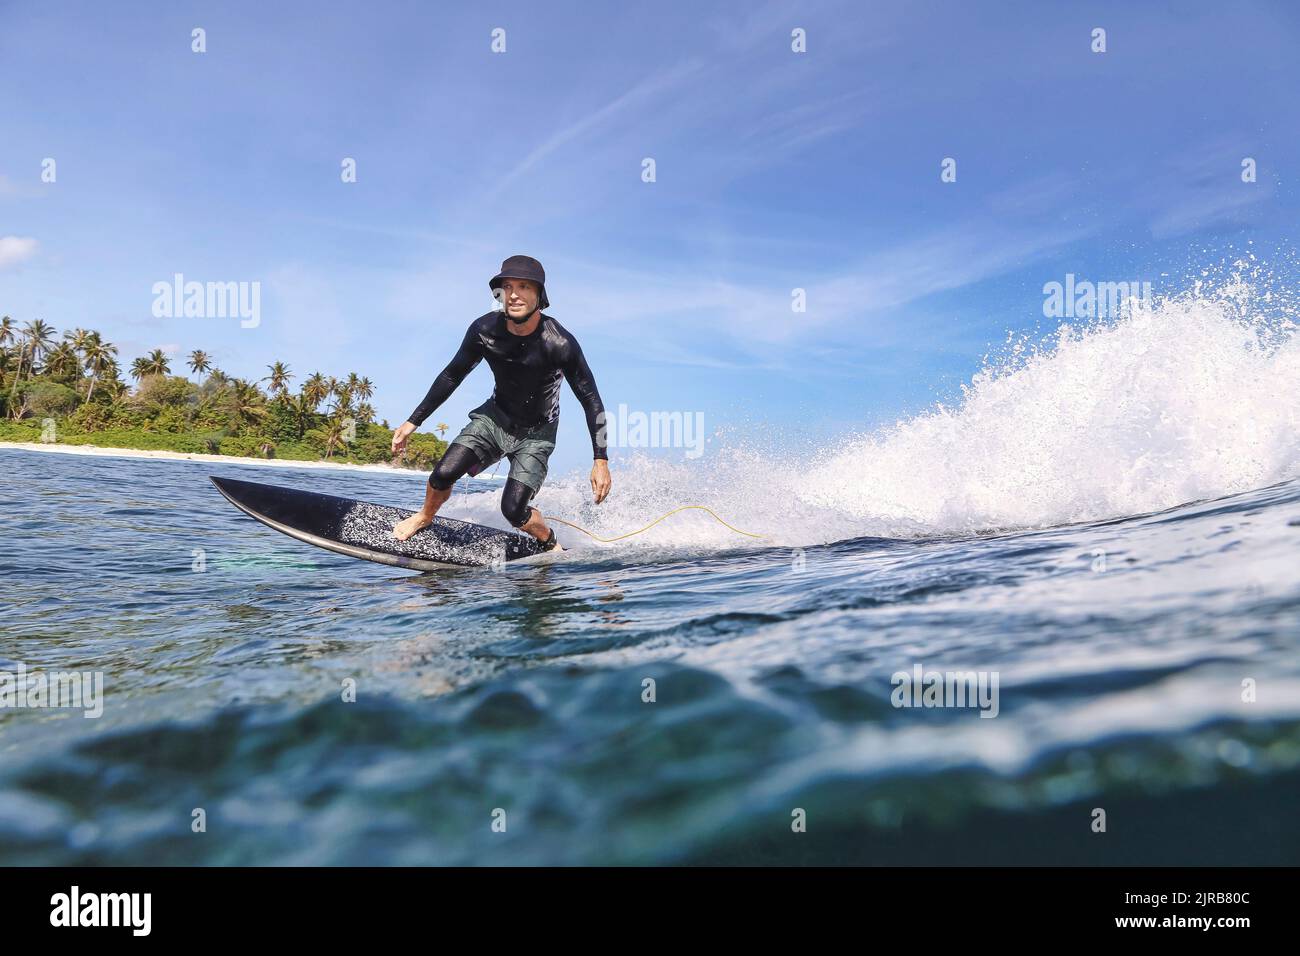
[393,512,434,541]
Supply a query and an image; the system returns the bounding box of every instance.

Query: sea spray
[798,278,1300,534]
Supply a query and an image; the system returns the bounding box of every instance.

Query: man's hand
[590,459,611,504]
[391,421,417,456]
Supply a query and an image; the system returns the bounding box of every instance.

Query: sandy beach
[0,440,444,478]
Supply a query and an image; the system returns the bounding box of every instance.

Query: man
[391,255,611,550]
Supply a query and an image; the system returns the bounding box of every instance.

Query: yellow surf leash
[549,505,767,543]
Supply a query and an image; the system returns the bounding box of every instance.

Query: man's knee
[428,465,457,491]
[429,454,468,491]
[501,496,534,528]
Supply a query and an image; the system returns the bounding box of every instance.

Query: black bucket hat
[489,255,549,310]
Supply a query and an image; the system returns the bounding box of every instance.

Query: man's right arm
[407,324,483,427]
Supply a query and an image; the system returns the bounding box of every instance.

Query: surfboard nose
[210,475,249,492]
[209,476,301,523]
[210,475,256,503]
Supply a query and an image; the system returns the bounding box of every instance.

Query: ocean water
[2,285,1299,865]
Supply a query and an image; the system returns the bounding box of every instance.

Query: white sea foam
[797,276,1300,537]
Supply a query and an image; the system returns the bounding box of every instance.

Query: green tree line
[0,315,449,469]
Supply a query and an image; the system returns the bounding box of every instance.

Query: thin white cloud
[797,221,1091,336]
[0,236,39,270]
[480,4,897,213]
[484,58,708,202]
[527,213,1093,354]
[1148,183,1269,239]
[0,173,49,200]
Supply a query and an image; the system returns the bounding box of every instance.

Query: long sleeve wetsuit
[407,311,608,459]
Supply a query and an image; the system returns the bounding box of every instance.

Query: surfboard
[210,476,547,570]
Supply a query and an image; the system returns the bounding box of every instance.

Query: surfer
[390,255,611,551]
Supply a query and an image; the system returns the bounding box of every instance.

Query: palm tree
[302,372,327,410]
[323,415,347,459]
[355,375,375,402]
[356,401,375,424]
[263,361,292,396]
[23,319,55,370]
[8,319,55,416]
[435,422,449,438]
[284,392,314,439]
[10,341,29,409]
[330,384,354,416]
[62,328,94,357]
[227,379,267,431]
[141,348,171,377]
[83,337,119,402]
[44,342,81,381]
[187,350,212,380]
[130,357,151,381]
[0,318,14,398]
[101,358,126,400]
[0,316,14,403]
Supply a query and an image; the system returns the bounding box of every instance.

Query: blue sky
[3,0,1298,470]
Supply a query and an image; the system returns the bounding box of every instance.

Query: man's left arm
[561,338,611,504]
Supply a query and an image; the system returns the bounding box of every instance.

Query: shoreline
[0,440,446,478]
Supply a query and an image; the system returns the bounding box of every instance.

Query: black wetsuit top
[408,311,608,459]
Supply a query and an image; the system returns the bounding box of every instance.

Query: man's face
[499,278,539,322]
